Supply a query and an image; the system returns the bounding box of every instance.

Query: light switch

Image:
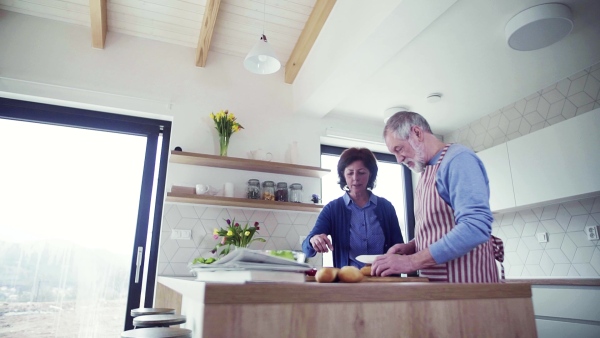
[536,232,548,243]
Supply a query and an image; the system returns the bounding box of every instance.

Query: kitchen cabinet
[477,142,516,211]
[155,276,537,338]
[166,151,330,212]
[507,108,600,208]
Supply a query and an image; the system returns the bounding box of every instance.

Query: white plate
[356,254,382,264]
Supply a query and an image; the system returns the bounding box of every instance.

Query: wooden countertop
[505,278,600,286]
[157,276,531,305]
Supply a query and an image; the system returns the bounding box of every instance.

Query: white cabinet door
[507,108,600,207]
[477,143,516,212]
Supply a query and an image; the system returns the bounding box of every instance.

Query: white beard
[405,138,427,173]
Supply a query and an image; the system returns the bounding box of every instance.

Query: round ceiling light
[426,93,442,103]
[505,3,573,51]
[383,106,409,123]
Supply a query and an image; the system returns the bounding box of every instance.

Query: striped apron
[415,144,504,283]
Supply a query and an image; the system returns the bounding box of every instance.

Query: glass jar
[289,183,303,203]
[275,182,288,202]
[247,179,261,199]
[262,181,275,201]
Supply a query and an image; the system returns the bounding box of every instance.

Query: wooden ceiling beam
[285,0,336,84]
[196,0,222,67]
[89,0,107,49]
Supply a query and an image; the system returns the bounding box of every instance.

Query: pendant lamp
[244,1,281,74]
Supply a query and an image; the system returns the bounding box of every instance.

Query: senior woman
[302,147,404,268]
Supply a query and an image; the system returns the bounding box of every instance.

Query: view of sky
[0,118,146,255]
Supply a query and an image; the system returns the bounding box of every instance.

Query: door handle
[135,246,143,283]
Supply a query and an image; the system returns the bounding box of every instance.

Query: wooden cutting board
[305,276,428,283]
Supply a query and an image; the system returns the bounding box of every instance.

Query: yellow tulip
[244,231,250,236]
[227,230,233,236]
[213,228,219,235]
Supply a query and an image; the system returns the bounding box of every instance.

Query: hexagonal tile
[263,213,278,236]
[590,248,600,274]
[525,250,543,265]
[518,119,531,135]
[502,225,520,239]
[504,238,519,252]
[579,198,595,213]
[524,111,544,126]
[541,219,565,234]
[273,211,292,224]
[270,237,290,250]
[539,252,554,275]
[556,78,571,96]
[551,264,571,276]
[560,235,577,260]
[545,233,564,249]
[567,215,590,232]
[518,209,539,222]
[164,207,182,229]
[542,88,566,104]
[294,213,313,225]
[576,102,595,115]
[547,99,565,119]
[567,74,587,95]
[227,208,247,222]
[555,206,572,231]
[569,92,594,108]
[171,247,196,263]
[507,264,524,277]
[572,246,595,263]
[567,265,580,276]
[522,222,539,237]
[177,205,198,218]
[525,265,546,276]
[548,114,566,126]
[584,73,600,99]
[567,231,596,248]
[546,248,570,264]
[572,263,599,277]
[201,207,223,220]
[175,218,198,230]
[524,96,540,114]
[540,204,559,220]
[271,223,291,238]
[501,212,516,225]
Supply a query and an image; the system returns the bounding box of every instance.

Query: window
[319,145,415,266]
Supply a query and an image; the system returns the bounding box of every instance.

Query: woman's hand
[310,234,333,253]
[387,241,416,255]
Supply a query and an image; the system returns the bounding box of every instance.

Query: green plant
[211,218,266,257]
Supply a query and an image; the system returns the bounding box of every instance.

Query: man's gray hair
[383,111,433,139]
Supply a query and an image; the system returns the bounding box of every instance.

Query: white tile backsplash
[158,204,320,276]
[443,60,600,278]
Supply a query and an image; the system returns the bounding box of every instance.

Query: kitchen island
[155,276,536,338]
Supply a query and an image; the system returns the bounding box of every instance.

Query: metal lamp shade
[244,35,281,75]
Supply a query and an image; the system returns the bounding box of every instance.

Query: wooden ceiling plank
[89,0,107,49]
[284,0,336,84]
[196,0,222,67]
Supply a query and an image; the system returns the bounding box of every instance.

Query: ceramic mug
[195,184,209,195]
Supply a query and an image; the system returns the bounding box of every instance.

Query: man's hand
[310,234,333,253]
[371,254,415,276]
[387,241,416,255]
[372,247,436,277]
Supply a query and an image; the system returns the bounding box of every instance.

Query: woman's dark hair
[337,147,378,190]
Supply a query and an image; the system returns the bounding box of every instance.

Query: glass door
[0,97,171,336]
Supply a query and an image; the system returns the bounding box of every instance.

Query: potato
[338,266,364,283]
[359,264,372,276]
[315,267,339,283]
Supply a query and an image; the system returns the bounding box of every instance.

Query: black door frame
[0,97,171,331]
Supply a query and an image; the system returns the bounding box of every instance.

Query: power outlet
[171,230,192,240]
[585,225,599,241]
[536,232,548,243]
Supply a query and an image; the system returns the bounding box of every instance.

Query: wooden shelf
[166,192,324,212]
[169,151,330,178]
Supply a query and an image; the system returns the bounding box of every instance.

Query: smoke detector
[426,93,442,103]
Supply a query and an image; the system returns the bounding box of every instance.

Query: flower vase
[219,134,229,156]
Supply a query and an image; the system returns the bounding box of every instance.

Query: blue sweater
[302,195,404,268]
[427,144,495,264]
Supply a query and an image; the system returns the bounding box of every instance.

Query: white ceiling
[1,0,599,134]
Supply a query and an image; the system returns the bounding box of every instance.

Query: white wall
[0,11,390,275]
